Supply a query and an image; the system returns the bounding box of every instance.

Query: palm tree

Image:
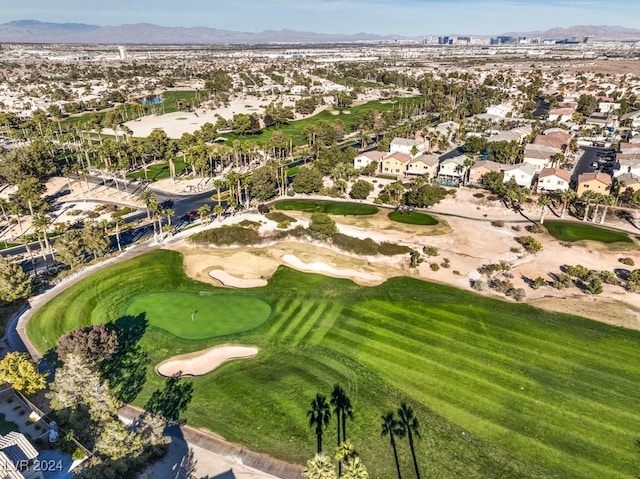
[342,457,369,479]
[308,394,332,454]
[599,194,615,225]
[397,403,421,479]
[537,194,552,224]
[330,384,353,447]
[557,189,576,219]
[213,178,225,207]
[381,412,405,479]
[590,193,604,223]
[198,204,212,224]
[304,453,337,479]
[213,204,224,222]
[581,190,596,222]
[139,189,158,220]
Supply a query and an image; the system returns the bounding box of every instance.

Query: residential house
[537,168,571,192]
[547,108,575,122]
[534,129,571,152]
[503,162,536,188]
[434,121,460,142]
[614,159,640,178]
[486,104,513,117]
[523,144,556,172]
[405,154,439,179]
[576,172,612,197]
[389,137,425,158]
[0,431,42,479]
[614,172,640,193]
[468,160,503,184]
[381,152,411,177]
[437,156,468,185]
[619,143,640,155]
[353,151,385,170]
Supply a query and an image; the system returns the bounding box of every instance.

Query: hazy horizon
[3,0,640,36]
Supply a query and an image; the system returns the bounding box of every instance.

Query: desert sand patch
[157,345,258,377]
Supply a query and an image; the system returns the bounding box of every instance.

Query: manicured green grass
[222,97,423,147]
[127,156,187,181]
[388,210,439,225]
[27,250,640,479]
[544,220,633,243]
[125,292,271,340]
[274,199,378,216]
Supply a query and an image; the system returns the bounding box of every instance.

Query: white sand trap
[157,345,258,377]
[282,254,384,283]
[209,269,267,288]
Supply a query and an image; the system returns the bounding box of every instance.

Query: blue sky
[5,0,640,36]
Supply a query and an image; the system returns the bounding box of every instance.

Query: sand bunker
[282,253,384,283]
[157,345,258,377]
[209,269,267,288]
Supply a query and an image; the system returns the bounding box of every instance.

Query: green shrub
[378,242,412,256]
[331,234,379,256]
[440,258,451,268]
[473,192,485,198]
[532,277,547,289]
[526,223,544,234]
[552,273,572,289]
[516,236,543,253]
[596,270,620,285]
[188,225,262,245]
[619,257,635,266]
[276,221,290,229]
[112,206,136,219]
[587,277,603,295]
[507,288,526,301]
[308,213,338,239]
[491,220,505,227]
[565,265,590,280]
[422,246,439,256]
[489,279,513,293]
[430,263,440,272]
[238,219,261,229]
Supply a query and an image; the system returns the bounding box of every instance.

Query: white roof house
[503,162,536,188]
[523,144,556,172]
[353,151,385,170]
[389,137,425,157]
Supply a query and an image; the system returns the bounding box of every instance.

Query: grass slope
[27,250,640,479]
[388,211,439,225]
[544,220,633,243]
[274,199,378,216]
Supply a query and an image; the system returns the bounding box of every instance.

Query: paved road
[573,145,609,181]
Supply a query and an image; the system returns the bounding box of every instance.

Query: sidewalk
[120,405,304,479]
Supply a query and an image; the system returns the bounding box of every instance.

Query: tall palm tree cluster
[305,386,422,479]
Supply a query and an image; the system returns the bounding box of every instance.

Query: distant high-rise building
[118,46,127,60]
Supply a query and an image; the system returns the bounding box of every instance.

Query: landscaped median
[25,248,640,479]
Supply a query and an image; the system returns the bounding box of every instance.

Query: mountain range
[0,20,639,44]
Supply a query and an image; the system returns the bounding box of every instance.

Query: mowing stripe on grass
[344,337,630,479]
[279,302,315,339]
[267,300,305,336]
[264,297,298,335]
[345,304,640,430]
[329,323,637,464]
[292,301,331,344]
[301,302,343,345]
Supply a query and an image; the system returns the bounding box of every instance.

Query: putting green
[125,292,271,339]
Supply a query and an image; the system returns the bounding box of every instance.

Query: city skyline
[4,0,640,36]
